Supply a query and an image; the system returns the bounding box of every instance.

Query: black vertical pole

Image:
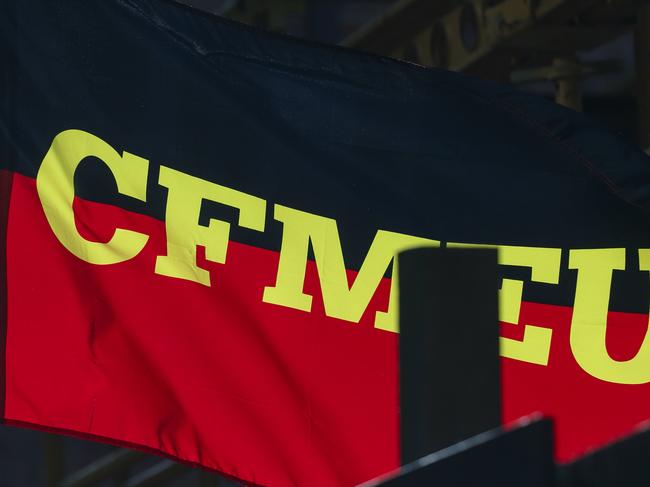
[44,434,64,487]
[398,247,500,465]
[557,425,650,487]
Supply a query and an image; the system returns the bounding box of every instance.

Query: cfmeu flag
[2,0,650,485]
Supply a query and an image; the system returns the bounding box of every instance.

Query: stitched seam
[484,94,646,212]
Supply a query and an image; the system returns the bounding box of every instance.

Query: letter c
[37,129,149,264]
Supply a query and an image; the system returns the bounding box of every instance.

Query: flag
[2,1,650,485]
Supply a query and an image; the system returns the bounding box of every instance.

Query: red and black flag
[2,0,650,485]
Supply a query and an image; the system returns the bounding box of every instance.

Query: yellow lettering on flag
[37,129,150,264]
[154,166,266,286]
[569,248,650,384]
[263,204,438,331]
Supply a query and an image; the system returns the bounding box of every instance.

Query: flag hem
[0,169,13,423]
[4,417,266,487]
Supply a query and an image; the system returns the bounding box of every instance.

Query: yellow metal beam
[343,0,640,73]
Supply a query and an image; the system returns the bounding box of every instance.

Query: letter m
[263,205,438,332]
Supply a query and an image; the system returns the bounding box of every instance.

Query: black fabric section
[1,0,650,311]
[0,171,13,421]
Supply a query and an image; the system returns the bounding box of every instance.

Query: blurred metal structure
[41,439,227,487]
[343,0,639,71]
[219,0,306,33]
[175,0,650,144]
[59,450,145,487]
[343,0,648,123]
[197,0,650,145]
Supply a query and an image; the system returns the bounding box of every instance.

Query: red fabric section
[4,173,650,485]
[502,303,650,462]
[5,174,398,486]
